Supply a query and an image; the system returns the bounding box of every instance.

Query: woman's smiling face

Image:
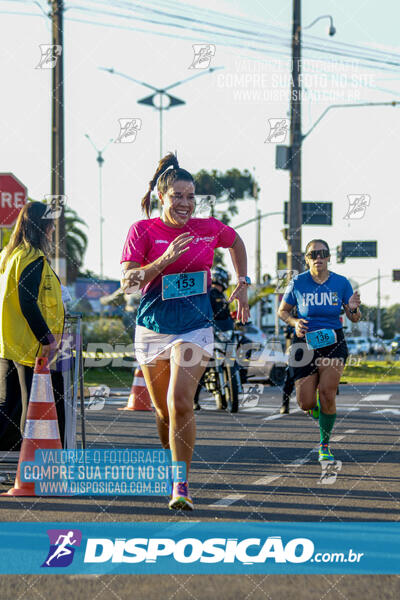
[160,180,196,228]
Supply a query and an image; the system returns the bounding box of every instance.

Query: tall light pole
[84,135,113,279]
[288,0,302,276]
[287,4,336,276]
[99,67,223,159]
[50,0,66,284]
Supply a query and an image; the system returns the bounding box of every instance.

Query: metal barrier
[61,312,86,449]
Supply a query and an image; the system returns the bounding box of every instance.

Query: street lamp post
[99,67,223,159]
[84,134,113,279]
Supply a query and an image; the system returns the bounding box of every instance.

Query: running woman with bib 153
[278,239,361,462]
[121,153,250,510]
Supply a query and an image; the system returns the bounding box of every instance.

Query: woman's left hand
[228,284,250,324]
[348,290,361,310]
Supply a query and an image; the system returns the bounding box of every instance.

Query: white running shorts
[134,324,214,365]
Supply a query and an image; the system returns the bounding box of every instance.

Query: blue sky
[0,0,399,307]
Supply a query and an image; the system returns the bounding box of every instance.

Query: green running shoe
[318,443,334,462]
[308,395,320,420]
[168,482,194,511]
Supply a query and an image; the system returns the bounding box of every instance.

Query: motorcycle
[199,328,243,413]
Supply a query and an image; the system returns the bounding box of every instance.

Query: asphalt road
[0,383,399,599]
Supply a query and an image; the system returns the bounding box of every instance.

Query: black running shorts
[288,328,349,382]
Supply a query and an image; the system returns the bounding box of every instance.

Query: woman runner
[278,239,361,461]
[121,152,250,510]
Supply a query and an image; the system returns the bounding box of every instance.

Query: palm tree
[64,206,88,284]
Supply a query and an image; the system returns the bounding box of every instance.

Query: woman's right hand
[160,232,194,267]
[41,336,61,364]
[294,318,309,337]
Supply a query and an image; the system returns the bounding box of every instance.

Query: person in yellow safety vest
[0,201,65,449]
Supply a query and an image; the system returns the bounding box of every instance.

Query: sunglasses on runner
[306,249,330,259]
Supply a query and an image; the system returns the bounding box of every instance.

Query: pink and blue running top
[121,216,236,334]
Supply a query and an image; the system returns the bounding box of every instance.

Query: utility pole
[253,174,261,286]
[254,176,262,328]
[288,0,303,275]
[377,268,381,335]
[50,0,66,284]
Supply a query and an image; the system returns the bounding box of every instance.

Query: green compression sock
[319,411,337,445]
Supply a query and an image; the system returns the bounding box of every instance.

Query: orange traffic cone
[2,357,62,497]
[118,367,153,411]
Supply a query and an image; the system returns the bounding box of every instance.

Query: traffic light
[341,241,377,259]
[336,245,344,263]
[284,202,332,225]
[337,241,377,263]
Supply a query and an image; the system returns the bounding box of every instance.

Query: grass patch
[343,360,400,383]
[83,368,134,388]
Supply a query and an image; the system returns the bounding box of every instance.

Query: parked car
[391,335,400,354]
[367,337,376,354]
[346,338,360,355]
[383,339,395,353]
[235,323,286,386]
[371,337,387,355]
[355,337,370,355]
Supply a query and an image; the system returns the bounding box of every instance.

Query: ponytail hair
[141,152,194,218]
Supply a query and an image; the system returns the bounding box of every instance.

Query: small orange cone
[118,367,153,411]
[2,357,62,497]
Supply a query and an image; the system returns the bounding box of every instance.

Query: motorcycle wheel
[224,364,240,413]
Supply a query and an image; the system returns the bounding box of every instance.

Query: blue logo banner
[0,522,398,574]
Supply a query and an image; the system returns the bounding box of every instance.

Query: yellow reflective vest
[0,245,64,366]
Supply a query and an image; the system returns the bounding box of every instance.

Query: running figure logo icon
[275,269,298,293]
[189,44,216,69]
[265,119,289,143]
[36,44,62,69]
[194,195,216,218]
[42,529,82,568]
[318,461,342,485]
[114,118,142,143]
[343,194,370,219]
[42,195,67,219]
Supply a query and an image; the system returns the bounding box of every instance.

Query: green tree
[382,304,400,338]
[65,206,88,284]
[194,168,257,266]
[359,303,400,338]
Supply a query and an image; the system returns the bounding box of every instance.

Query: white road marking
[263,414,283,421]
[330,435,345,442]
[372,408,400,416]
[360,394,392,402]
[344,429,358,434]
[287,457,310,467]
[254,475,281,485]
[209,494,245,507]
[240,407,276,413]
[263,408,302,421]
[356,405,400,409]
